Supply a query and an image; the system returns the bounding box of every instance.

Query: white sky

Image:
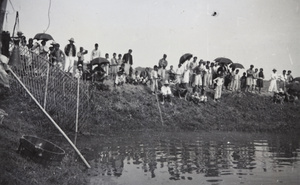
[4,0,300,77]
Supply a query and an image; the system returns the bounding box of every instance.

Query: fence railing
[9,46,93,131]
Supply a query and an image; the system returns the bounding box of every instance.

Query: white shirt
[91,49,101,60]
[161,85,172,95]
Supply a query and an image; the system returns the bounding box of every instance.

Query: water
[80,131,300,185]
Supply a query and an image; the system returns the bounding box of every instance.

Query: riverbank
[0,80,300,184]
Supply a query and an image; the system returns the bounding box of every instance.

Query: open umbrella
[90,57,110,66]
[292,77,300,82]
[230,63,244,69]
[214,57,233,65]
[179,53,193,65]
[34,33,54,41]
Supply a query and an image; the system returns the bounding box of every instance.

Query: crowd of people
[0,31,298,105]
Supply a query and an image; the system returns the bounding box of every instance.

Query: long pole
[10,69,91,169]
[154,79,164,126]
[43,62,50,109]
[75,75,80,133]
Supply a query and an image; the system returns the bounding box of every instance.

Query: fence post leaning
[75,75,80,133]
[10,69,91,169]
[43,62,50,109]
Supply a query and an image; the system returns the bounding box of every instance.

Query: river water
[80,131,300,185]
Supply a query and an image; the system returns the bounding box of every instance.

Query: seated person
[132,70,141,85]
[273,88,287,104]
[92,63,106,82]
[140,68,150,85]
[160,80,173,105]
[74,64,83,79]
[115,64,126,86]
[199,89,208,103]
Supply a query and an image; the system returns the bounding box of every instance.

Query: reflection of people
[113,155,124,177]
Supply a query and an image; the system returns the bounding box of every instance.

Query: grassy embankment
[0,80,300,184]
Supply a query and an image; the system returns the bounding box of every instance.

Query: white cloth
[161,86,172,95]
[268,73,278,92]
[64,56,76,73]
[91,49,101,60]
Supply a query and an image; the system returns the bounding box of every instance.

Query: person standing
[231,69,240,92]
[77,47,88,68]
[91,43,101,60]
[257,68,264,93]
[287,70,293,83]
[193,62,203,93]
[151,65,159,95]
[245,65,255,92]
[182,56,192,91]
[278,70,288,91]
[64,38,77,74]
[104,53,110,78]
[122,49,133,75]
[213,74,224,102]
[253,68,259,92]
[189,57,198,86]
[268,69,278,93]
[158,54,168,81]
[110,53,119,80]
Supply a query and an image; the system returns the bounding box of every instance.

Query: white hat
[69,38,75,42]
[164,80,169,85]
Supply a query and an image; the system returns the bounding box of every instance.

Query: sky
[3,0,300,77]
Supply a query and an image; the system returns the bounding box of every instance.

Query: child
[240,72,247,92]
[213,74,224,102]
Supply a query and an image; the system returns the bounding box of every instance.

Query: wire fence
[9,46,94,131]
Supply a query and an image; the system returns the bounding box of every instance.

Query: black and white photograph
[0,0,300,184]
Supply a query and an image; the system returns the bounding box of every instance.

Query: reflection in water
[85,132,300,185]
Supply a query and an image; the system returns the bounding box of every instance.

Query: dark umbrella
[34,33,54,41]
[230,63,244,69]
[90,57,110,66]
[292,77,300,82]
[214,57,233,65]
[179,53,193,65]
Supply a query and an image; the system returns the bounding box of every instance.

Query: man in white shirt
[91,43,101,60]
[160,80,173,105]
